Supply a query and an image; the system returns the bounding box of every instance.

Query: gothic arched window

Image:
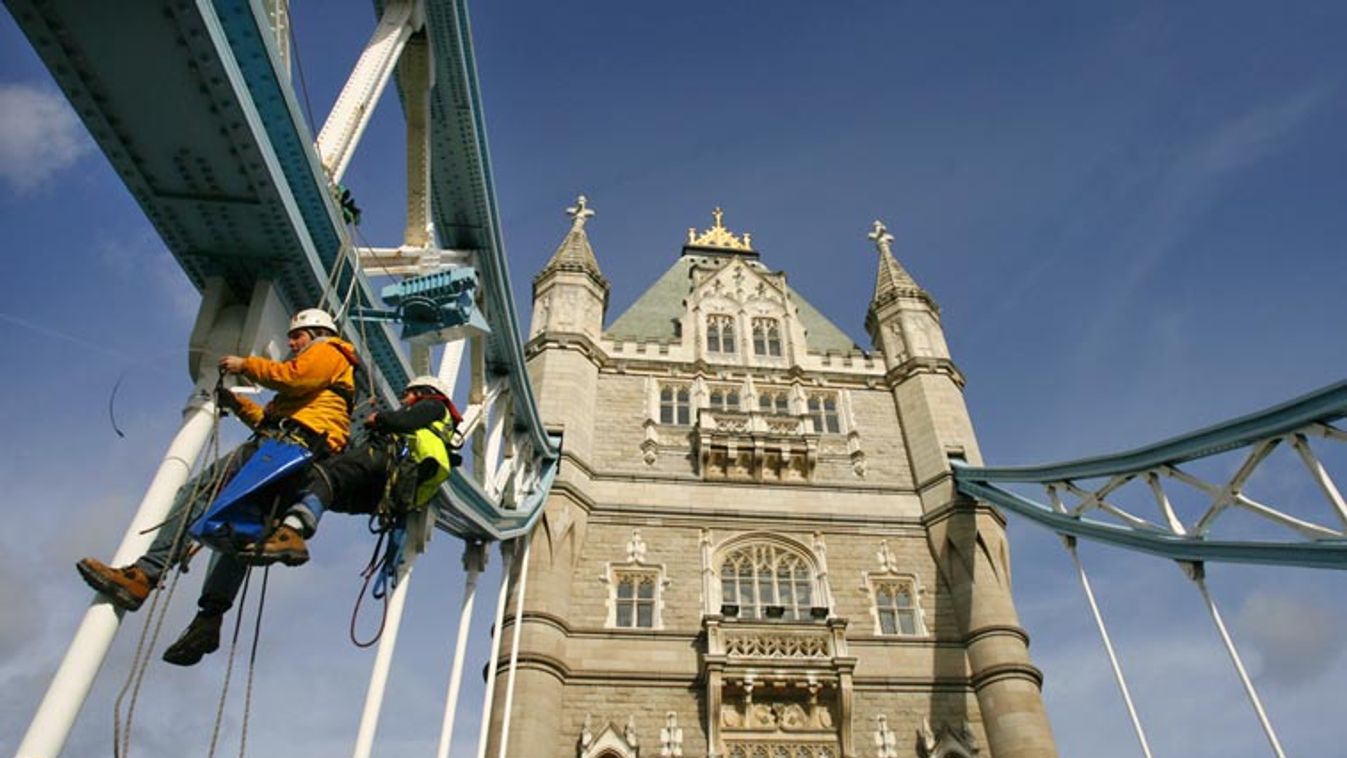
[751,317,782,357]
[708,387,741,411]
[758,390,789,414]
[719,542,817,620]
[707,314,737,354]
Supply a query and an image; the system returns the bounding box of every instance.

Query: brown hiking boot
[238,524,309,567]
[162,611,222,666]
[76,558,152,612]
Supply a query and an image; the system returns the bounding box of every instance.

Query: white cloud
[1236,590,1345,686]
[0,82,92,192]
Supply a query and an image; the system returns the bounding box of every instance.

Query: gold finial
[868,219,895,257]
[687,207,753,250]
[566,194,595,231]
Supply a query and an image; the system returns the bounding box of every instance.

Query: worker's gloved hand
[215,386,240,413]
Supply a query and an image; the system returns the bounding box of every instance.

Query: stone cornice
[882,356,966,388]
[525,331,607,365]
[850,675,974,693]
[585,505,927,533]
[920,496,1010,530]
[964,623,1032,648]
[970,661,1045,691]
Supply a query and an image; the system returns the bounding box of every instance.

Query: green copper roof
[606,256,860,353]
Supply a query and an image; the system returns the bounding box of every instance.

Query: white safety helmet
[405,375,452,398]
[289,308,338,335]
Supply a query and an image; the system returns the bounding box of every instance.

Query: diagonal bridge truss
[954,380,1347,570]
[9,0,557,755]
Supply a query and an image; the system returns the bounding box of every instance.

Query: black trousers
[304,443,398,516]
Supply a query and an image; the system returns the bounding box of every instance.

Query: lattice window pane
[822,397,840,433]
[752,318,783,357]
[878,608,898,635]
[615,572,658,629]
[721,543,820,621]
[708,315,737,353]
[874,579,918,635]
[808,395,841,433]
[794,575,812,611]
[661,386,691,425]
[722,570,737,605]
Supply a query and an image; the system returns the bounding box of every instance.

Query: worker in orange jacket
[78,310,357,659]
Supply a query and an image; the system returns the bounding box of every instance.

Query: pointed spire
[867,219,923,307]
[538,195,608,289]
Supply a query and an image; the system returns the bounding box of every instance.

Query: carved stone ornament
[917,716,980,758]
[627,529,648,563]
[687,207,754,250]
[660,711,684,757]
[722,630,831,659]
[874,714,899,758]
[876,540,899,574]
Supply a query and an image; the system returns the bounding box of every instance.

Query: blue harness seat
[190,439,313,552]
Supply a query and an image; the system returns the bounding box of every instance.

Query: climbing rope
[207,566,253,758]
[237,566,271,758]
[349,519,397,648]
[113,382,234,757]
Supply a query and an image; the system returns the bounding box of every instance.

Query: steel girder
[7,0,557,540]
[954,381,1347,569]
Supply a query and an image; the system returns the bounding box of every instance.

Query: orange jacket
[232,337,359,452]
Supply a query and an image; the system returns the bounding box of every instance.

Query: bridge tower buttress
[864,221,1058,758]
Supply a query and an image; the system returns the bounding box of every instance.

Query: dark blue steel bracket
[954,380,1347,570]
[350,267,491,342]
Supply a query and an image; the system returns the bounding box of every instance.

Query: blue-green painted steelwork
[6,0,557,541]
[954,380,1347,569]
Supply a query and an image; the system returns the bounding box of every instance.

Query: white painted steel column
[436,543,487,758]
[352,559,418,758]
[1185,563,1286,758]
[1064,538,1153,758]
[316,0,419,182]
[437,340,465,394]
[496,533,532,758]
[474,541,514,758]
[17,391,218,758]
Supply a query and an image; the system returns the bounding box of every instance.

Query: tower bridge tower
[491,206,1057,758]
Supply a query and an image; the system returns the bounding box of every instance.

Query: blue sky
[2,1,1345,756]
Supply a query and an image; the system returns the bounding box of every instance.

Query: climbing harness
[189,438,314,553]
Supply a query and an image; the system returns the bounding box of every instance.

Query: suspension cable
[474,541,514,758]
[496,533,532,758]
[1061,536,1153,758]
[1182,562,1287,758]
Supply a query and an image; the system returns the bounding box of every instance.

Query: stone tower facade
[486,204,1057,758]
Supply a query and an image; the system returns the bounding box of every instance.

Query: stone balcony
[702,617,857,758]
[694,409,820,482]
